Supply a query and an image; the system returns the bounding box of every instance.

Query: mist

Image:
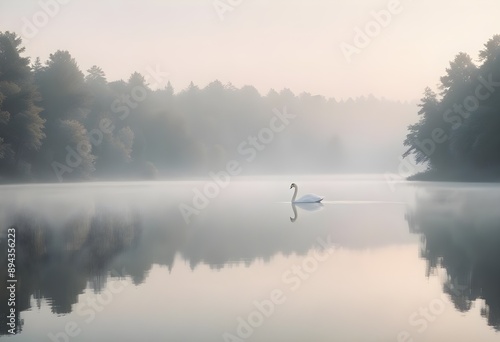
[0,41,418,183]
[1,0,500,182]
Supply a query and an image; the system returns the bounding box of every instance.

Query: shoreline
[408,169,500,183]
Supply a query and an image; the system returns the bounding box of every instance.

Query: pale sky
[1,0,499,101]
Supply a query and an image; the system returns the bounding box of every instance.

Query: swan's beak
[289,184,293,189]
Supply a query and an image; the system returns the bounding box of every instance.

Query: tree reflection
[0,192,334,335]
[406,186,500,330]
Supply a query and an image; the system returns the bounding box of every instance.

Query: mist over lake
[2,1,500,341]
[0,177,500,341]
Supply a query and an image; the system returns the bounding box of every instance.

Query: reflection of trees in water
[406,187,500,330]
[0,204,144,336]
[0,197,333,335]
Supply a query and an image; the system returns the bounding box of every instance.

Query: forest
[404,35,500,181]
[0,31,417,183]
[2,32,500,183]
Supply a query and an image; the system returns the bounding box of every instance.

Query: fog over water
[1,179,500,341]
[1,1,500,341]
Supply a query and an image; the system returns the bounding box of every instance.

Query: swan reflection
[290,202,324,222]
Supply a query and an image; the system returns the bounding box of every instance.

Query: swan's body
[290,183,323,203]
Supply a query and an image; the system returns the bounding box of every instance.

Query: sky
[1,0,499,101]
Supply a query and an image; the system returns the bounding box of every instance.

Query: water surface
[1,176,499,341]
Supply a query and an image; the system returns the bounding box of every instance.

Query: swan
[290,183,323,203]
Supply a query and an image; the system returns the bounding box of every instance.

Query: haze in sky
[1,0,500,101]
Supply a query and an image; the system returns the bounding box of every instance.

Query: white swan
[290,183,323,203]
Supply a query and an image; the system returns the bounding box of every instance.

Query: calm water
[1,175,500,341]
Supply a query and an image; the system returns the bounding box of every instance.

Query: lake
[1,175,500,341]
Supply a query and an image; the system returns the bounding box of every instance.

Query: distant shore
[409,168,500,182]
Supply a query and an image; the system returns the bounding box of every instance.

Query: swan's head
[290,183,297,189]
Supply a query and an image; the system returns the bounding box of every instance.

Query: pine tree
[34,50,94,181]
[0,31,45,179]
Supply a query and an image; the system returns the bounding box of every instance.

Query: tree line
[404,35,500,180]
[0,31,416,183]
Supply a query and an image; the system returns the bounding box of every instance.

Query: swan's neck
[291,185,298,202]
